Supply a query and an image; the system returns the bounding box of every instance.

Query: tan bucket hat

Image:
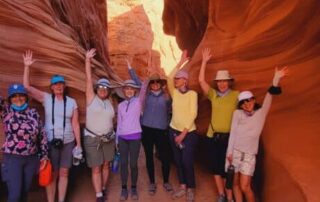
[214,70,233,80]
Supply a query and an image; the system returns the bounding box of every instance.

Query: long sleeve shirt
[129,68,171,130]
[227,93,273,155]
[167,68,198,132]
[0,96,48,160]
[116,78,148,139]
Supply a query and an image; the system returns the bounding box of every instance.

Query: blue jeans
[169,128,198,188]
[1,154,39,202]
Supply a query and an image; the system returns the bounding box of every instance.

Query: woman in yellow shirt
[167,50,198,202]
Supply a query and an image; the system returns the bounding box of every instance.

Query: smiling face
[240,98,255,113]
[50,82,65,96]
[123,86,136,99]
[10,94,27,107]
[174,77,187,89]
[216,80,230,93]
[96,85,109,100]
[149,80,161,91]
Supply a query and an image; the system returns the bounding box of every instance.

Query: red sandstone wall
[163,0,320,201]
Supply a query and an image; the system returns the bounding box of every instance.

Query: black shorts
[207,133,229,178]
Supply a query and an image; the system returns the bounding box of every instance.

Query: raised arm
[126,57,142,86]
[85,49,96,105]
[199,48,212,95]
[261,66,289,114]
[167,50,190,95]
[23,50,46,103]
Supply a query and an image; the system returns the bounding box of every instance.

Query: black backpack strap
[51,94,67,140]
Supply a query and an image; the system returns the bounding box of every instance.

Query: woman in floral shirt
[1,83,48,202]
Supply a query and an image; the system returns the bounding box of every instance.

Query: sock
[96,192,103,197]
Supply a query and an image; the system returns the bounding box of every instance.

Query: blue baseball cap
[51,75,65,85]
[8,83,27,97]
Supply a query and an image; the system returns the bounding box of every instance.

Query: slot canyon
[0,0,319,201]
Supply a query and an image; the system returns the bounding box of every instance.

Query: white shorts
[226,149,256,176]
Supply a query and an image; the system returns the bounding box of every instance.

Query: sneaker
[120,188,128,201]
[217,194,226,202]
[148,183,157,195]
[172,187,186,199]
[186,189,195,202]
[96,196,104,202]
[131,188,139,200]
[102,189,107,200]
[163,183,173,192]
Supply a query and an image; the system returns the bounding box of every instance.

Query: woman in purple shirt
[116,63,147,201]
[1,83,48,202]
[126,56,173,195]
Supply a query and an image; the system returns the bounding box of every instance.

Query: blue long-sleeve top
[128,68,171,130]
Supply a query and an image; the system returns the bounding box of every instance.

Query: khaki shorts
[226,149,256,176]
[84,135,115,168]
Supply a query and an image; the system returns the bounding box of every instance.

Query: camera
[51,138,63,150]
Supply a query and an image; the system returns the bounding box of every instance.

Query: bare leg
[233,173,243,202]
[240,174,255,202]
[91,166,102,194]
[58,168,69,202]
[214,175,225,196]
[102,161,110,188]
[46,171,58,202]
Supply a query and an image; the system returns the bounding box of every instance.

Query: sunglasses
[97,85,108,90]
[149,79,161,84]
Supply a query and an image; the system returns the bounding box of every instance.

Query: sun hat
[214,70,233,81]
[238,91,254,102]
[174,70,189,79]
[8,83,27,97]
[39,160,52,187]
[96,78,111,88]
[123,80,141,89]
[149,73,161,81]
[149,73,166,84]
[51,75,65,85]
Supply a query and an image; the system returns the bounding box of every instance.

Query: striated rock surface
[163,0,320,201]
[107,0,181,79]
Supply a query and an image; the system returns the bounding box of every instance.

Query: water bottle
[173,133,185,149]
[226,165,235,189]
[112,152,120,173]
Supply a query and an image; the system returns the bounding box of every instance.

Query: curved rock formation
[163,0,320,201]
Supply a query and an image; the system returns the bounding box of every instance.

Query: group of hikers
[0,48,288,202]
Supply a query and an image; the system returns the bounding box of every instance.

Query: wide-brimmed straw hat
[123,80,141,89]
[214,70,233,81]
[149,73,166,84]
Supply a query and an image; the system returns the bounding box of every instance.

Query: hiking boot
[120,188,128,201]
[131,188,139,200]
[96,196,104,202]
[172,187,186,199]
[186,189,195,202]
[163,183,173,192]
[217,194,226,202]
[148,183,157,195]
